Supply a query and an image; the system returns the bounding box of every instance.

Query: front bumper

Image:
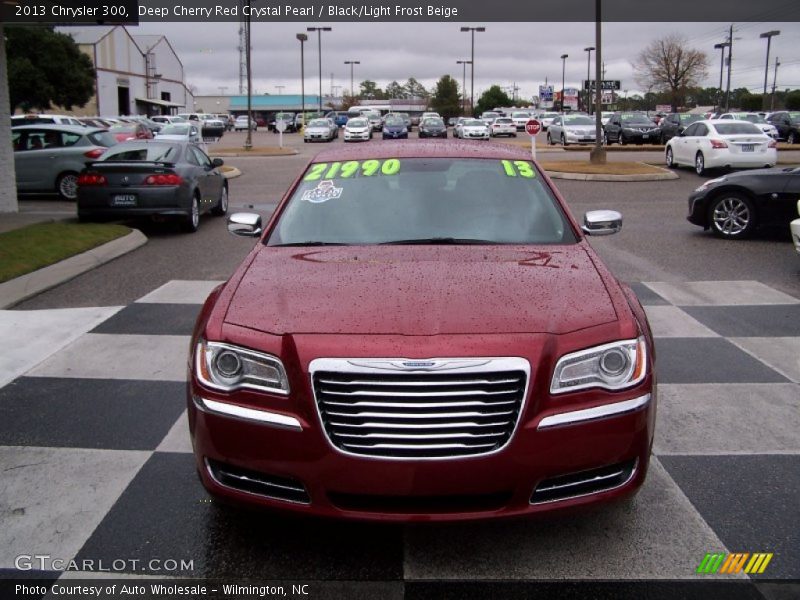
[621,130,659,143]
[462,131,489,139]
[189,337,655,521]
[344,131,370,141]
[790,218,800,255]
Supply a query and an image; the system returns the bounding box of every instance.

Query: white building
[58,26,193,117]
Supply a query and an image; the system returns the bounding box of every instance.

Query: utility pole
[456,60,471,114]
[760,30,780,110]
[584,46,595,114]
[296,33,307,128]
[725,24,733,112]
[244,0,252,150]
[771,56,780,111]
[713,42,729,113]
[307,27,332,113]
[590,0,605,165]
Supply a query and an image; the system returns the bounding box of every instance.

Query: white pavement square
[654,383,800,455]
[642,306,720,338]
[136,280,225,305]
[28,334,191,382]
[643,281,800,306]
[0,307,123,389]
[403,458,736,580]
[156,411,193,454]
[0,446,149,570]
[729,337,800,383]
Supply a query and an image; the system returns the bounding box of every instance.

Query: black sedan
[658,113,704,144]
[77,140,228,233]
[766,111,800,144]
[418,117,447,139]
[687,166,800,239]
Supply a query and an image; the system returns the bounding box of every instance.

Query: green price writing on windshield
[500,160,535,178]
[304,158,401,181]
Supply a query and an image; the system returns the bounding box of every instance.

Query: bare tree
[632,34,709,111]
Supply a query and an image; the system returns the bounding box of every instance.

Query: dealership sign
[539,85,554,108]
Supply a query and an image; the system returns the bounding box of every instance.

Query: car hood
[306,127,329,133]
[224,244,618,335]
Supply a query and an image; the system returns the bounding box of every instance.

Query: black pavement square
[660,455,800,580]
[75,453,404,580]
[654,338,789,384]
[681,305,800,338]
[627,283,669,306]
[0,378,185,450]
[90,303,201,336]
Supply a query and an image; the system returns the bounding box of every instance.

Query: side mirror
[211,157,224,167]
[582,210,622,236]
[228,212,262,237]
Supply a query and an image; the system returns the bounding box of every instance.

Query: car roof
[11,124,104,133]
[313,140,532,163]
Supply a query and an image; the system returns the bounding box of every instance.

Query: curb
[545,163,679,182]
[221,167,242,179]
[0,229,147,309]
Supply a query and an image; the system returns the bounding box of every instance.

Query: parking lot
[2,131,799,598]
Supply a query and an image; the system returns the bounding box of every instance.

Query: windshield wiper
[270,241,348,247]
[382,237,496,245]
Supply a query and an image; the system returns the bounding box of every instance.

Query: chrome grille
[311,358,529,459]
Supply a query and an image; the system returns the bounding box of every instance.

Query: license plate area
[741,144,755,152]
[111,194,137,207]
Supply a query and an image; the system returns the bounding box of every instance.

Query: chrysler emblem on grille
[347,358,492,371]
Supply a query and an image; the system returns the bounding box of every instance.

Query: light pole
[460,27,485,115]
[456,60,472,115]
[560,54,568,112]
[307,27,331,113]
[713,42,729,113]
[771,56,780,111]
[244,0,252,150]
[760,30,780,110]
[584,46,594,114]
[344,60,360,98]
[296,33,307,126]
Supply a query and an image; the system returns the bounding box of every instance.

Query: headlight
[195,339,289,395]
[550,337,647,394]
[694,177,726,192]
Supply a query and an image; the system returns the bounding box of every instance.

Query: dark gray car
[77,140,228,233]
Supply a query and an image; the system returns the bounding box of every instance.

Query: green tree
[783,90,800,110]
[739,93,763,112]
[429,75,461,120]
[403,77,429,100]
[385,81,405,99]
[6,26,95,112]
[475,85,512,116]
[358,80,385,100]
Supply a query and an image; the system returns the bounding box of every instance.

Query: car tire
[618,133,626,146]
[547,133,553,145]
[695,152,706,176]
[56,172,80,201]
[708,192,756,239]
[603,132,610,145]
[182,193,201,233]
[665,146,676,169]
[788,131,797,144]
[211,184,228,217]
[561,134,568,147]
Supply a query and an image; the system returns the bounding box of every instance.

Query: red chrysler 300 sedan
[188,141,657,521]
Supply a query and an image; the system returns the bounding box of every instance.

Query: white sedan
[490,117,517,137]
[459,119,490,140]
[665,120,777,176]
[303,118,336,143]
[343,118,372,142]
[718,113,779,139]
[538,112,560,131]
[792,200,800,256]
[155,123,202,143]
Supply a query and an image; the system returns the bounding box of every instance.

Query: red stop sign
[525,119,542,136]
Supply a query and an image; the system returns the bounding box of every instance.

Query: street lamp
[344,60,360,98]
[560,54,568,112]
[584,46,594,114]
[456,60,472,115]
[296,33,307,126]
[713,41,729,113]
[460,27,485,115]
[760,30,780,110]
[307,27,332,113]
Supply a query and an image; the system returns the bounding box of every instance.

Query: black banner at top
[3,0,800,24]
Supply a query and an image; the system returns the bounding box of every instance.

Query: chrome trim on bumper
[194,396,302,431]
[537,393,651,430]
[530,459,638,505]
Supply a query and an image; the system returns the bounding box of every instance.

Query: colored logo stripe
[697,553,773,574]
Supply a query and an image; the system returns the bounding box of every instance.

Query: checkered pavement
[0,280,798,597]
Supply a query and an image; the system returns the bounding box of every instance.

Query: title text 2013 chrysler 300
[188,141,657,521]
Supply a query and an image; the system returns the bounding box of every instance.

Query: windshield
[110,125,137,133]
[100,143,179,162]
[713,123,763,135]
[87,131,118,147]
[494,118,513,124]
[563,116,594,126]
[160,125,190,135]
[788,112,800,123]
[543,113,559,119]
[464,120,485,126]
[679,114,703,124]
[385,117,405,126]
[309,119,329,127]
[423,118,444,126]
[512,112,530,118]
[621,114,654,125]
[347,119,367,127]
[267,158,576,246]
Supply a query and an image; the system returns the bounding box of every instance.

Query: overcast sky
[129,21,800,101]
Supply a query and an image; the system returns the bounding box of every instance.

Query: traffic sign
[525,119,542,136]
